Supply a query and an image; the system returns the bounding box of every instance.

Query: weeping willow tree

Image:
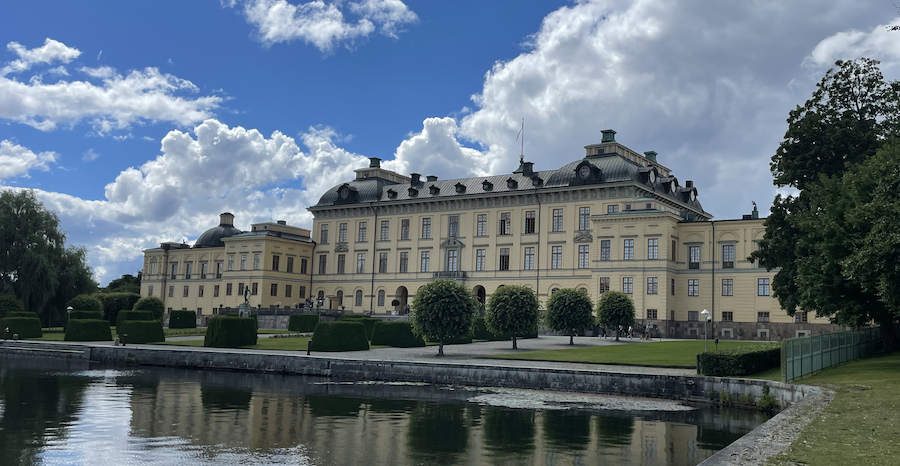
[0,190,96,326]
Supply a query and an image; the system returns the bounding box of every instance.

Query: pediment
[440,238,465,249]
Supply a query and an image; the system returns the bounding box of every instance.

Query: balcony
[432,271,467,280]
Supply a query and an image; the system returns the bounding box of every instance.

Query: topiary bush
[93,292,141,325]
[0,294,26,319]
[340,315,379,340]
[118,320,165,344]
[115,310,153,330]
[133,296,165,321]
[65,319,112,341]
[204,315,257,348]
[289,314,319,332]
[0,316,43,339]
[371,321,426,347]
[698,343,781,377]
[68,294,103,313]
[430,335,473,345]
[70,310,103,320]
[168,310,197,329]
[310,322,369,351]
[8,311,38,318]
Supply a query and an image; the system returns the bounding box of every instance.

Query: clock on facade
[339,186,350,199]
[578,165,591,180]
[649,170,656,183]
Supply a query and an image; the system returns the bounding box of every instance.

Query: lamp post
[66,306,73,329]
[700,309,710,352]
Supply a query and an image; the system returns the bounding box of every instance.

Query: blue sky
[1,0,899,284]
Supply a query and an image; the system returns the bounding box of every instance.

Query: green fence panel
[782,327,882,382]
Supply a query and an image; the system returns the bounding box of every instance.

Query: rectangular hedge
[698,343,781,376]
[65,319,112,341]
[169,310,197,329]
[339,315,379,340]
[118,320,165,344]
[116,310,154,330]
[93,292,141,325]
[70,310,103,320]
[289,314,319,333]
[371,321,425,347]
[310,322,369,351]
[0,316,43,339]
[474,317,510,341]
[204,315,257,348]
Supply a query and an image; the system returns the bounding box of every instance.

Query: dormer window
[387,189,397,199]
[531,177,543,187]
[409,187,418,197]
[483,180,493,191]
[455,183,466,194]
[507,178,518,189]
[429,185,440,195]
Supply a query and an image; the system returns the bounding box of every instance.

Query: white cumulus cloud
[0,140,57,181]
[1,38,81,75]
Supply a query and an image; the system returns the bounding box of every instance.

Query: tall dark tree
[105,273,141,294]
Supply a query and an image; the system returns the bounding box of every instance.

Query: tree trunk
[615,328,620,341]
[438,337,444,356]
[570,331,574,345]
[512,335,517,349]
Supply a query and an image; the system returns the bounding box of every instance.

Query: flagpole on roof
[516,118,524,163]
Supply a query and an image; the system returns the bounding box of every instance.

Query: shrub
[474,317,509,340]
[65,319,112,341]
[68,294,103,313]
[70,310,103,320]
[118,320,165,344]
[133,296,165,321]
[310,322,369,351]
[169,310,197,329]
[340,315,379,340]
[93,292,141,325]
[8,311,38,318]
[115,310,154,330]
[289,314,319,332]
[0,316,43,339]
[698,343,781,377]
[204,315,257,348]
[0,294,26,319]
[371,321,426,347]
[485,285,540,349]
[431,335,473,345]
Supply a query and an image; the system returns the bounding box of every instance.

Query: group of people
[598,324,655,339]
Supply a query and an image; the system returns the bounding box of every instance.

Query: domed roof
[194,213,243,248]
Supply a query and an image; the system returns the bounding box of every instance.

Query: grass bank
[485,340,765,367]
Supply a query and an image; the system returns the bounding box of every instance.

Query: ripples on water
[0,356,770,466]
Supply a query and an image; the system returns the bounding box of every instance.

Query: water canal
[0,356,770,465]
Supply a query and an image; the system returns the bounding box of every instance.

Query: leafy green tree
[597,291,635,342]
[133,296,165,321]
[544,288,594,345]
[410,279,478,356]
[485,285,539,349]
[105,273,142,294]
[0,294,25,319]
[68,294,102,312]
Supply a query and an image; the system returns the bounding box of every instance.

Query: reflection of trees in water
[483,408,535,455]
[200,387,253,411]
[305,395,363,418]
[407,402,469,465]
[542,409,591,451]
[697,425,742,451]
[596,414,635,447]
[366,398,418,415]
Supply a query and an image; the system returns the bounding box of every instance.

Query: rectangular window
[185,262,192,280]
[578,245,589,269]
[379,252,388,273]
[355,291,363,307]
[688,279,699,297]
[671,278,676,296]
[339,223,348,242]
[216,262,223,279]
[400,219,410,240]
[358,222,367,242]
[168,286,174,298]
[447,250,459,271]
[420,251,430,272]
[671,240,677,261]
[399,252,409,273]
[270,283,278,296]
[552,208,563,232]
[689,246,700,269]
[476,214,487,236]
[688,311,699,321]
[150,262,157,275]
[299,286,306,299]
[499,248,510,271]
[214,285,220,297]
[600,240,611,261]
[198,285,204,298]
[148,285,154,296]
[476,249,486,271]
[300,258,308,274]
[579,207,590,231]
[183,285,189,298]
[623,239,634,260]
[551,246,563,269]
[722,311,734,322]
[795,312,808,323]
[524,247,535,270]
[286,256,294,273]
[380,220,389,241]
[272,255,280,271]
[647,309,658,320]
[320,224,329,243]
[499,212,511,235]
[722,279,734,296]
[758,312,770,323]
[647,277,658,294]
[285,284,292,297]
[228,255,235,271]
[356,253,366,274]
[253,254,260,270]
[623,277,633,294]
[239,254,247,271]
[758,278,770,296]
[226,283,232,296]
[201,262,208,279]
[422,218,432,239]
[251,283,258,296]
[607,205,619,214]
[318,255,327,274]
[448,215,459,238]
[722,244,735,269]
[378,290,385,306]
[238,283,245,296]
[337,254,346,274]
[525,210,536,234]
[648,238,658,260]
[599,277,610,293]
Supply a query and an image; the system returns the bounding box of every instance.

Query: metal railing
[782,327,882,381]
[432,271,467,279]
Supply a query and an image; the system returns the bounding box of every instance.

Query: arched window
[355,290,363,306]
[337,290,343,306]
[317,290,324,300]
[377,290,385,306]
[551,288,559,295]
[579,287,587,295]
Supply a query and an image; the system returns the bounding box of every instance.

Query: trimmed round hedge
[288,314,319,333]
[310,322,369,351]
[118,320,165,344]
[371,321,425,348]
[65,319,112,341]
[204,315,257,348]
[473,317,509,341]
[0,316,43,339]
[339,315,379,340]
[430,335,473,345]
[168,310,197,329]
[116,310,154,330]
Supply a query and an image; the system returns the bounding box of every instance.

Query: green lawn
[485,340,766,367]
[768,352,900,466]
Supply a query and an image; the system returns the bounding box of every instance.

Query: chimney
[426,175,438,182]
[369,157,381,168]
[752,204,759,219]
[644,151,658,163]
[601,129,617,143]
[523,161,534,177]
[219,212,235,226]
[410,173,421,185]
[277,220,287,225]
[685,180,693,188]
